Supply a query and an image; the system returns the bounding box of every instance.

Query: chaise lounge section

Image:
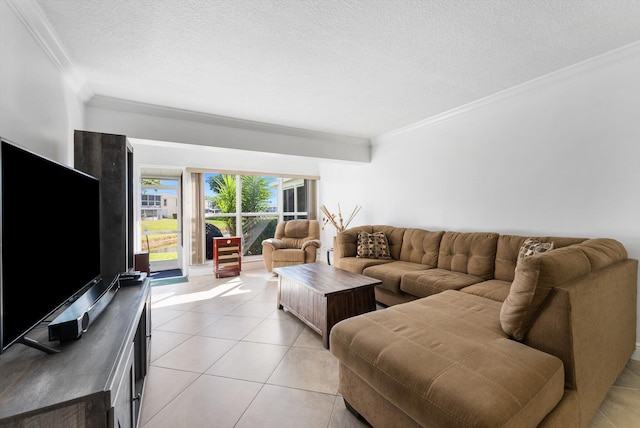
[330,225,637,427]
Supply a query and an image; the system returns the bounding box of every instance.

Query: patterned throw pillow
[517,238,555,266]
[357,231,392,259]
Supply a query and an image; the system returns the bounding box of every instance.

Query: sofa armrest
[262,238,285,250]
[526,258,637,394]
[262,238,285,273]
[301,239,321,251]
[302,239,321,263]
[334,229,361,263]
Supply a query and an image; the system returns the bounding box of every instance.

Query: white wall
[319,43,640,359]
[0,0,84,163]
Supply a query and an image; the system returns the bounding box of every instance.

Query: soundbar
[48,276,120,342]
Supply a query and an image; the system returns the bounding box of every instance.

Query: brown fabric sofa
[330,225,637,427]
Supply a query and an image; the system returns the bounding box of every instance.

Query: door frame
[140,170,183,273]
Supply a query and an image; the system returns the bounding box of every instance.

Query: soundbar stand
[17,336,60,354]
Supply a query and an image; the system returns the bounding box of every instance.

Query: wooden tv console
[0,278,151,428]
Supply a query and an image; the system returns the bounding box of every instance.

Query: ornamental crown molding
[7,0,94,102]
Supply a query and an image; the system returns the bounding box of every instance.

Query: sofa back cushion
[437,232,498,279]
[275,219,320,249]
[494,235,587,282]
[580,238,628,269]
[371,225,406,260]
[399,228,444,266]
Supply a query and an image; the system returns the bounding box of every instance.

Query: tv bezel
[0,137,102,353]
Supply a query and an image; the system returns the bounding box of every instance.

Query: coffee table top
[273,263,381,296]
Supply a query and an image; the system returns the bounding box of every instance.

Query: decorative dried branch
[320,204,362,232]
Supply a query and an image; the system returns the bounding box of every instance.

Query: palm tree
[210,174,237,233]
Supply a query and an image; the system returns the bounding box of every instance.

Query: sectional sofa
[329,225,637,427]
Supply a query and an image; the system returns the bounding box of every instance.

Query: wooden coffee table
[273,263,381,348]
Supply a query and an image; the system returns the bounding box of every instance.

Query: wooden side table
[213,237,242,278]
[326,248,333,265]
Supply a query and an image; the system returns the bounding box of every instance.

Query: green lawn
[150,252,177,261]
[141,219,178,261]
[141,218,177,231]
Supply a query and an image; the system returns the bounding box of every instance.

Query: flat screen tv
[0,138,101,353]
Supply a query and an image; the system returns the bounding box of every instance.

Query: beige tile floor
[139,266,640,428]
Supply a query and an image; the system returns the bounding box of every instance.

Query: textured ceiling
[33,0,640,139]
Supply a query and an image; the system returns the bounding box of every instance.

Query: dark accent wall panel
[74,130,133,279]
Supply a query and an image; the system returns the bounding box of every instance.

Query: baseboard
[632,343,640,361]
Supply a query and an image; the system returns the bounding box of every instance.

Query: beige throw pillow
[501,238,556,340]
[500,260,544,341]
[357,231,392,259]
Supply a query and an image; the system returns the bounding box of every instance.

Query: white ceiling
[33,0,640,139]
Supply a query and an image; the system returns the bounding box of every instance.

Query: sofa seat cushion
[330,291,565,428]
[461,279,512,302]
[400,268,484,298]
[363,261,433,294]
[336,256,392,275]
[271,248,305,263]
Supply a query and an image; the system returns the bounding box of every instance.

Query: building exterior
[141,193,178,220]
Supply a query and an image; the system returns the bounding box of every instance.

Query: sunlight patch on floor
[151,277,251,309]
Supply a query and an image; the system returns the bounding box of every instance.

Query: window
[297,185,307,212]
[141,194,162,219]
[203,173,315,257]
[283,178,309,221]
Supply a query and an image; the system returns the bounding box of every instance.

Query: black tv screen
[0,138,101,353]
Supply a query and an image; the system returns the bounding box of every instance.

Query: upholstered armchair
[262,219,321,272]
